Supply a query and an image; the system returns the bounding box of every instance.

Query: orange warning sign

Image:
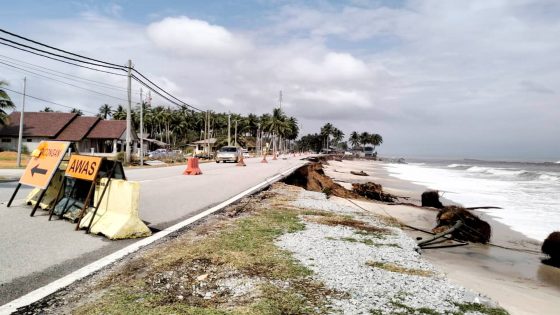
[19,141,71,189]
[65,154,102,181]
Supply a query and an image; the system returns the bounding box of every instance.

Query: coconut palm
[349,131,360,148]
[0,81,15,124]
[370,133,383,152]
[113,105,127,120]
[98,104,112,119]
[70,108,83,116]
[320,123,334,150]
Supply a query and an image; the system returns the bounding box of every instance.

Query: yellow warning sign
[19,141,70,189]
[65,154,102,181]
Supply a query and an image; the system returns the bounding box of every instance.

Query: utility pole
[139,88,144,166]
[125,59,132,165]
[234,120,238,146]
[228,113,231,146]
[257,123,261,156]
[16,77,26,168]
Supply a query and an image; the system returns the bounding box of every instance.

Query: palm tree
[41,107,53,112]
[349,131,360,148]
[0,81,15,124]
[98,104,112,119]
[359,132,371,150]
[331,128,344,146]
[370,133,383,152]
[113,105,127,120]
[320,123,334,150]
[70,108,83,116]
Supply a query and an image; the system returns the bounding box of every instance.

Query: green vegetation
[99,103,299,151]
[454,302,509,315]
[76,206,334,315]
[0,80,15,124]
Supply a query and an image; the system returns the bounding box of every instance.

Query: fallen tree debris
[542,231,560,266]
[350,170,368,176]
[283,163,357,199]
[351,182,396,202]
[433,206,491,243]
[421,190,444,209]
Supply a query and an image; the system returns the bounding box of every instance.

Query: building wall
[0,136,45,152]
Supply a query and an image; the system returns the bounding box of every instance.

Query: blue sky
[1,0,559,160]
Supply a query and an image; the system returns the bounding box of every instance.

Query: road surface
[0,156,307,305]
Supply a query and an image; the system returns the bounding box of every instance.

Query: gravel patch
[277,189,498,314]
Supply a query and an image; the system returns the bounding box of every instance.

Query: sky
[0,0,559,161]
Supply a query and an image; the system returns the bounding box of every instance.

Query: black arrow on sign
[31,164,48,177]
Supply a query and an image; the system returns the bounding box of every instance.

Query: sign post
[7,141,71,215]
[56,154,103,227]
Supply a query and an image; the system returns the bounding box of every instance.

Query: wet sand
[323,159,560,315]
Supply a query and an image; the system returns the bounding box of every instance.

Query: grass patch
[366,261,434,277]
[77,206,334,314]
[306,215,389,234]
[390,300,440,315]
[454,302,509,315]
[301,209,336,217]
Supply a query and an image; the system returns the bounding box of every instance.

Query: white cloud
[3,1,560,159]
[146,16,251,58]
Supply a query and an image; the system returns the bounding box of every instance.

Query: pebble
[276,189,496,314]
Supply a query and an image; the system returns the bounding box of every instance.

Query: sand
[323,159,560,315]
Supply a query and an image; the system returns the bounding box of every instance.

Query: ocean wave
[447,163,470,168]
[539,174,560,183]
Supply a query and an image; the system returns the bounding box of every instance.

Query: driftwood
[350,170,368,176]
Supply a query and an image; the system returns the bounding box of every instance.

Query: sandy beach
[323,159,560,315]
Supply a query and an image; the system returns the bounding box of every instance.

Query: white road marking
[0,162,305,315]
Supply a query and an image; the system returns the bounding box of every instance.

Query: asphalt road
[0,156,308,305]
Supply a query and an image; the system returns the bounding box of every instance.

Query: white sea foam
[384,163,560,241]
[447,163,470,168]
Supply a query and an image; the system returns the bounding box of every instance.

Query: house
[0,112,138,156]
[85,120,138,155]
[0,112,77,152]
[192,138,218,157]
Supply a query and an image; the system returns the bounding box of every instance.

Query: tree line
[97,103,299,150]
[296,123,383,154]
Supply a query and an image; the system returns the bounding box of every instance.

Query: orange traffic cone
[237,154,246,166]
[261,153,268,163]
[183,157,202,175]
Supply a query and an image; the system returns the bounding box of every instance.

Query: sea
[383,158,560,242]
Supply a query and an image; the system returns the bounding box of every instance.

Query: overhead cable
[0,41,126,76]
[0,28,125,69]
[0,60,129,102]
[1,86,97,115]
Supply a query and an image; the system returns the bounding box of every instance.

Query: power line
[0,36,126,71]
[131,74,187,110]
[1,29,206,113]
[0,60,129,102]
[0,28,125,69]
[0,54,128,91]
[0,41,126,76]
[1,86,97,115]
[132,69,203,112]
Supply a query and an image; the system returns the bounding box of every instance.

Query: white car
[215,146,240,163]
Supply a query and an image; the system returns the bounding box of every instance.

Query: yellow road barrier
[79,178,151,239]
[26,170,64,210]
